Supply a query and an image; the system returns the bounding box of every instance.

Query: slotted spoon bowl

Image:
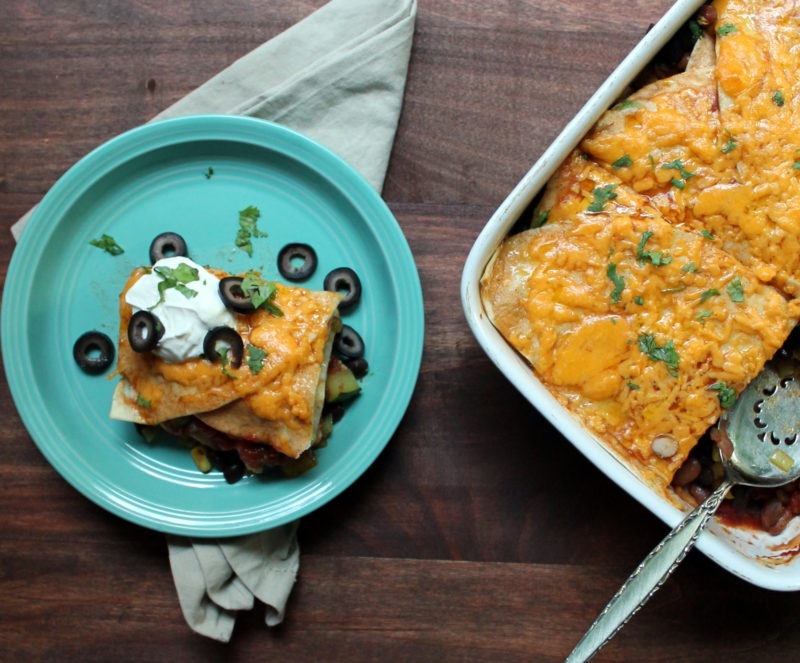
[566,361,800,662]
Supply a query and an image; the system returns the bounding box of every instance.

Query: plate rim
[2,114,424,537]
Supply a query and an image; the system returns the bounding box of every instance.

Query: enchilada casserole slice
[111,266,342,465]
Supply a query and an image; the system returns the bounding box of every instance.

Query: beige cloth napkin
[11,0,416,642]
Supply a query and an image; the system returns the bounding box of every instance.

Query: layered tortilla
[482,153,800,490]
[111,266,342,460]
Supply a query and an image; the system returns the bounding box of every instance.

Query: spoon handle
[565,479,733,663]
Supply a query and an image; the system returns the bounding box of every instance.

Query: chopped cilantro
[136,394,151,409]
[793,160,800,170]
[671,178,686,190]
[627,382,641,390]
[247,345,267,374]
[219,347,238,380]
[727,277,745,302]
[689,20,702,42]
[611,154,633,169]
[661,285,687,294]
[660,159,695,180]
[699,288,720,303]
[634,296,644,305]
[150,263,199,308]
[717,23,737,36]
[696,310,713,321]
[648,154,656,169]
[235,205,267,256]
[636,230,672,266]
[241,271,283,316]
[606,262,625,304]
[681,261,700,273]
[707,381,736,409]
[701,229,715,240]
[721,135,737,153]
[772,90,785,107]
[588,184,618,213]
[204,166,214,179]
[638,333,680,377]
[89,234,124,256]
[613,99,642,111]
[532,209,550,228]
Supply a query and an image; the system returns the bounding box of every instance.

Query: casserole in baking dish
[463,0,800,588]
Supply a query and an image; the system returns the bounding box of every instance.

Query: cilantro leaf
[634,296,644,305]
[696,310,713,322]
[671,178,686,190]
[150,263,199,308]
[606,262,625,304]
[218,347,238,379]
[660,158,694,180]
[721,135,737,153]
[701,230,715,240]
[241,271,284,317]
[636,231,672,266]
[90,234,124,256]
[727,277,745,302]
[136,394,151,409]
[707,381,736,409]
[235,205,267,256]
[699,288,720,303]
[638,333,680,376]
[689,20,702,42]
[532,209,549,228]
[611,154,633,169]
[247,345,267,374]
[681,261,700,273]
[204,166,214,179]
[793,160,800,170]
[587,184,618,212]
[627,382,641,390]
[717,23,737,36]
[613,99,642,111]
[772,90,785,107]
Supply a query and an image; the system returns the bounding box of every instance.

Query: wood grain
[4,1,799,661]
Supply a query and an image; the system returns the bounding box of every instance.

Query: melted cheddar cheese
[484,0,800,492]
[115,267,340,434]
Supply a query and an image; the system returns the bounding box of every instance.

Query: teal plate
[2,115,424,537]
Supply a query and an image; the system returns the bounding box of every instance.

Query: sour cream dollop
[125,256,236,363]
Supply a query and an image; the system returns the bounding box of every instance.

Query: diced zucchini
[325,357,361,404]
[280,450,318,478]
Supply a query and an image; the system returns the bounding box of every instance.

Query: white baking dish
[461,0,800,590]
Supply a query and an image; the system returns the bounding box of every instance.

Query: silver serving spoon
[565,361,800,663]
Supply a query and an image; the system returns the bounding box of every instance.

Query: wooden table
[2,1,799,660]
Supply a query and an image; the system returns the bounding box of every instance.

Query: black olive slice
[218,276,255,313]
[127,310,165,353]
[149,232,188,264]
[345,357,369,379]
[73,331,115,375]
[278,243,318,281]
[333,324,365,359]
[203,326,244,368]
[323,267,362,310]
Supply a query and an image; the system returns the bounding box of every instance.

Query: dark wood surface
[3,1,799,661]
